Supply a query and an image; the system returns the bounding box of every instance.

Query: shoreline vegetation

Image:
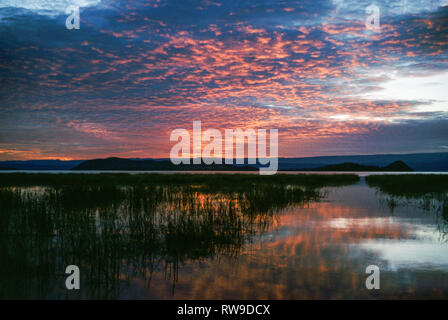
[0,172,360,188]
[1,173,447,193]
[367,174,448,223]
[366,174,448,197]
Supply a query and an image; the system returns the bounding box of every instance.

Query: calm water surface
[1,177,447,299]
[129,180,448,299]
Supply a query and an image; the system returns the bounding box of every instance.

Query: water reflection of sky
[122,181,448,299]
[3,179,446,299]
[324,183,448,271]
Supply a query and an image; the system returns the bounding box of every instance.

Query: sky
[0,0,447,160]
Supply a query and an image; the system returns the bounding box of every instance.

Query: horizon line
[1,151,447,162]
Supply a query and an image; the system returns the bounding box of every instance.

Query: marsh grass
[0,172,359,188]
[366,175,448,198]
[366,175,448,238]
[0,173,358,298]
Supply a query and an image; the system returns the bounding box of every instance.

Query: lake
[0,174,447,299]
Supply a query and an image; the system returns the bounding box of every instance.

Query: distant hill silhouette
[72,158,413,172]
[71,157,256,171]
[310,160,413,172]
[275,152,447,171]
[1,152,446,171]
[382,160,413,171]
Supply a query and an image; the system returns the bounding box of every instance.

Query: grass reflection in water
[366,175,448,239]
[0,173,359,299]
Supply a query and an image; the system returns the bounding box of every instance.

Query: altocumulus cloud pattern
[0,0,447,160]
